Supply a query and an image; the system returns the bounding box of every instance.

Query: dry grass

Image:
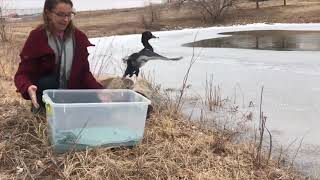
[205,74,223,112]
[0,41,21,80]
[1,1,318,178]
[5,0,319,39]
[0,21,21,80]
[0,80,303,179]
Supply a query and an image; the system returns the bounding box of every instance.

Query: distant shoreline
[1,0,164,16]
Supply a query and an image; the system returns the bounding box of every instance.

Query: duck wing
[137,49,183,62]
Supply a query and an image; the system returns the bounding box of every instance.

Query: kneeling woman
[14,0,103,113]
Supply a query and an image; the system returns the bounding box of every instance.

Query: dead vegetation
[0,41,305,179]
[0,40,20,80]
[73,0,320,37]
[0,79,304,179]
[172,0,237,23]
[0,0,318,178]
[0,4,20,79]
[3,0,320,39]
[0,6,8,42]
[140,3,162,30]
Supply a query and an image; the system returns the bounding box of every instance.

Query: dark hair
[41,0,75,37]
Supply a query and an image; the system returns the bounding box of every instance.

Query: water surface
[54,127,141,153]
[183,30,320,51]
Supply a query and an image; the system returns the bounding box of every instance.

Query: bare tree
[187,0,236,23]
[0,5,8,41]
[169,0,236,22]
[140,2,161,29]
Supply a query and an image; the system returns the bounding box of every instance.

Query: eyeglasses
[51,11,76,19]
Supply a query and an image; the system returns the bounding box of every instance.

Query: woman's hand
[97,92,112,103]
[28,85,39,108]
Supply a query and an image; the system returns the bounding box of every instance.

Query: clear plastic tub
[42,89,151,153]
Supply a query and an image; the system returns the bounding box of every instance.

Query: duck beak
[152,35,159,39]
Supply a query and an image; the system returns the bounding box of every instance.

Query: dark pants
[32,74,59,114]
[31,73,102,114]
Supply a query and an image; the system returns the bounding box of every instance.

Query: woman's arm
[14,30,40,100]
[14,58,36,99]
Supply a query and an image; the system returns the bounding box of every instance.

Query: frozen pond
[89,23,320,177]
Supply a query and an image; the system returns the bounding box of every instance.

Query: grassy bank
[0,79,304,179]
[1,0,318,179]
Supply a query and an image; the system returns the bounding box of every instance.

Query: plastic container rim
[42,89,151,106]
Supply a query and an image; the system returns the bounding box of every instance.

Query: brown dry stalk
[0,78,304,179]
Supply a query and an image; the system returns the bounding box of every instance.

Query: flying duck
[123,31,183,78]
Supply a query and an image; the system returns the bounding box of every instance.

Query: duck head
[142,31,158,42]
[141,31,158,51]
